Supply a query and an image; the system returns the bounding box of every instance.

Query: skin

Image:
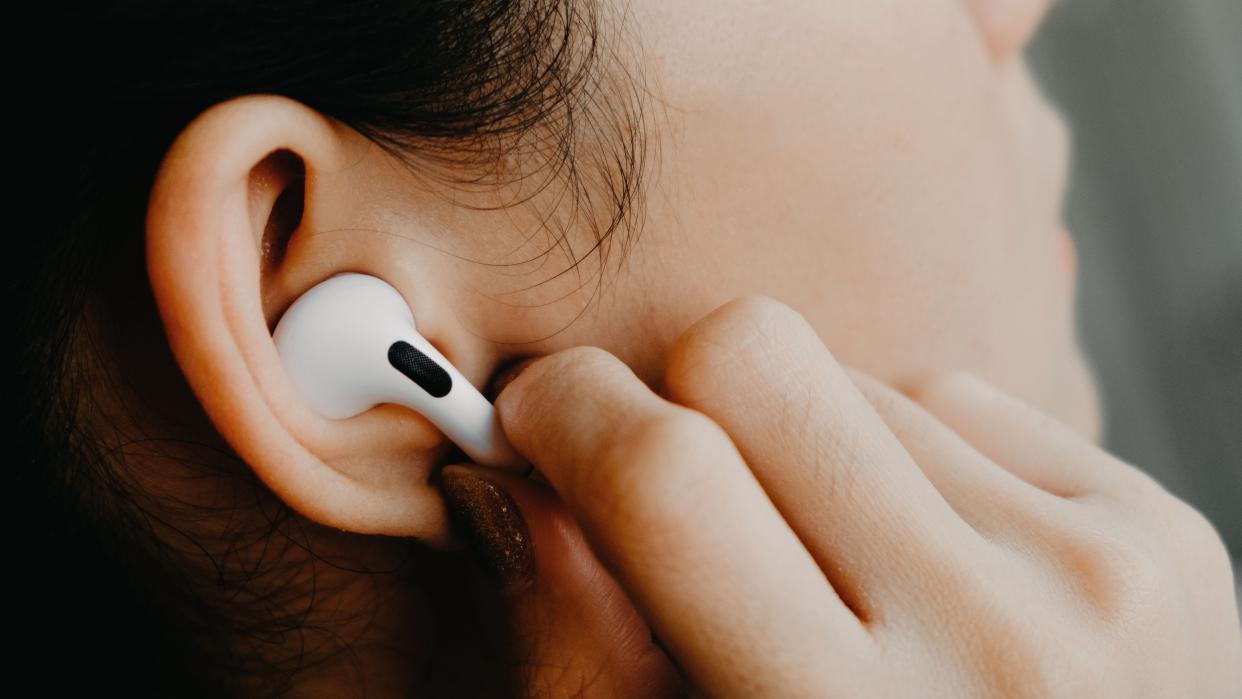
[487,298,1242,696]
[132,0,1239,694]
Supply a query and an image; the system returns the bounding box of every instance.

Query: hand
[471,296,1241,697]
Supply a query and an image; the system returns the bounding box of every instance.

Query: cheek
[643,0,1072,396]
[667,27,986,283]
[630,0,1078,414]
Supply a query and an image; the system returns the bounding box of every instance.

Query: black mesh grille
[387,341,453,398]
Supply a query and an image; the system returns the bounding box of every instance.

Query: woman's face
[410,0,1100,439]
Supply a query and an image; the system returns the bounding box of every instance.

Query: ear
[146,94,498,546]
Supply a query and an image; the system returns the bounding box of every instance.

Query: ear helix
[272,272,525,470]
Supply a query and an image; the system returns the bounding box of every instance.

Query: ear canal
[272,273,527,471]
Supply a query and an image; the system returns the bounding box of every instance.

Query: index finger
[494,346,872,697]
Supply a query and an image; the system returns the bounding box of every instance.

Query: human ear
[146,94,496,546]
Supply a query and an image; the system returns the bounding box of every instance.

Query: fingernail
[439,465,535,594]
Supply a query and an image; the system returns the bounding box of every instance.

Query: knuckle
[961,604,1108,697]
[586,408,732,533]
[959,606,1061,695]
[724,295,814,351]
[908,371,1047,435]
[665,294,813,403]
[550,345,627,379]
[1007,649,1106,698]
[500,345,621,408]
[903,370,968,406]
[1163,496,1232,570]
[991,389,1060,437]
[991,643,1069,697]
[662,331,735,405]
[496,345,630,441]
[1106,544,1168,614]
[1095,452,1164,503]
[1118,481,1230,572]
[720,293,804,328]
[1069,527,1170,622]
[1165,494,1222,544]
[849,374,926,443]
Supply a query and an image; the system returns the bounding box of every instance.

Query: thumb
[438,463,683,698]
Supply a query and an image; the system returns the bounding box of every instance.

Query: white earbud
[272,272,524,470]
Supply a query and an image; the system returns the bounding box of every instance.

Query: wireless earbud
[273,272,525,470]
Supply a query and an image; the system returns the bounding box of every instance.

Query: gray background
[1027,0,1240,591]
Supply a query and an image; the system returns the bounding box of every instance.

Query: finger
[495,346,872,697]
[905,371,1152,499]
[439,464,684,698]
[661,296,991,614]
[843,367,1073,535]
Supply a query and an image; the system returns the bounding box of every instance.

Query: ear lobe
[146,94,466,546]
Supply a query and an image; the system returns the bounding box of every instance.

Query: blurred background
[1027,0,1240,600]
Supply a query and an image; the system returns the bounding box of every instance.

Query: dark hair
[18,2,648,695]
